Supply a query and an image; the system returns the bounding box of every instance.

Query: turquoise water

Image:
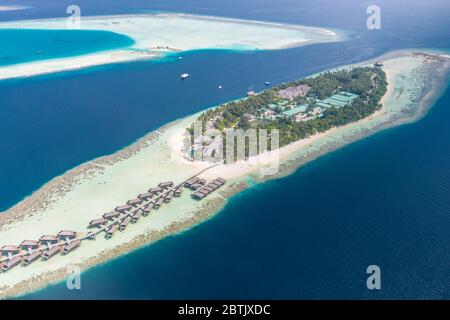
[1,0,449,299]
[0,29,134,66]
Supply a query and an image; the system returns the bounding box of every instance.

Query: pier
[0,164,226,273]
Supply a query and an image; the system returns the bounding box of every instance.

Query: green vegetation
[189,66,387,159]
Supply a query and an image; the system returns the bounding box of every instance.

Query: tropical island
[186,66,387,161]
[0,49,448,299]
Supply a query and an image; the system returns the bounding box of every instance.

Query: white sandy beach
[0,13,342,80]
[0,50,449,298]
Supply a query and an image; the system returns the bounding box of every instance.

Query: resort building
[127,198,142,207]
[143,203,153,216]
[158,181,174,189]
[149,187,163,194]
[131,209,141,223]
[1,245,20,257]
[164,191,174,203]
[20,240,39,251]
[192,190,207,200]
[63,239,80,254]
[316,91,359,110]
[39,235,59,245]
[88,218,107,228]
[115,204,132,212]
[58,230,77,241]
[2,256,22,272]
[106,224,118,239]
[154,197,164,209]
[23,250,42,266]
[174,187,183,197]
[191,177,226,201]
[43,246,61,260]
[103,211,120,220]
[184,177,200,188]
[138,192,152,200]
[119,217,130,231]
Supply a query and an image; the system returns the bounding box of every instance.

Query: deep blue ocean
[0,0,449,299]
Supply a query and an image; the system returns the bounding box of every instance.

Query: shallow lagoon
[0,28,134,66]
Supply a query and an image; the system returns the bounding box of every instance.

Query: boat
[265,81,270,86]
[218,85,222,89]
[180,73,189,79]
[178,56,183,60]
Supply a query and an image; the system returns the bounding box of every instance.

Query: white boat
[180,73,189,79]
[265,81,270,86]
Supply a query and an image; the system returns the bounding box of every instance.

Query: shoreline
[0,49,449,299]
[0,13,343,81]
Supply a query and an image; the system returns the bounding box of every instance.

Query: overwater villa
[2,256,22,272]
[158,181,174,189]
[138,192,152,200]
[58,230,77,241]
[63,239,80,254]
[184,177,200,188]
[1,245,20,257]
[106,224,118,239]
[191,178,226,200]
[174,187,183,197]
[127,198,142,207]
[39,235,59,245]
[154,197,164,209]
[149,187,163,194]
[192,190,207,200]
[115,204,132,212]
[164,191,174,203]
[131,209,142,223]
[143,203,153,216]
[89,218,107,228]
[119,217,130,231]
[23,250,42,266]
[20,240,39,251]
[43,246,61,260]
[103,211,120,220]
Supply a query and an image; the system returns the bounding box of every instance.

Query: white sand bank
[0,13,343,80]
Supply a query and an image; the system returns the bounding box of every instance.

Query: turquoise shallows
[0,28,134,66]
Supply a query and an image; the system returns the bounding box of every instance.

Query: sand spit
[0,50,449,299]
[0,13,343,80]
